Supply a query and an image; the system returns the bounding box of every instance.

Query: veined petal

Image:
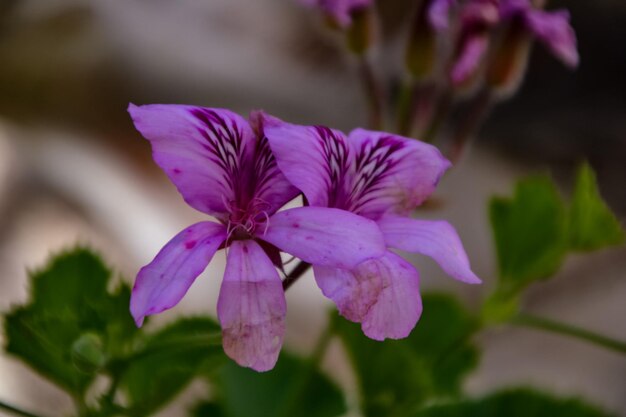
[525,9,579,68]
[346,129,451,220]
[128,104,255,218]
[130,222,227,327]
[261,207,386,269]
[248,111,300,215]
[378,216,481,284]
[314,251,422,340]
[264,116,350,208]
[217,240,286,372]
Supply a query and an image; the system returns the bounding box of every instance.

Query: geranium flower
[128,104,386,371]
[301,0,372,29]
[500,0,578,68]
[264,117,481,341]
[450,0,500,85]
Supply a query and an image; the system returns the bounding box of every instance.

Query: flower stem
[0,400,50,417]
[510,314,626,354]
[282,261,312,291]
[357,56,384,130]
[447,88,493,163]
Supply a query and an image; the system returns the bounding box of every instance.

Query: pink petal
[217,240,286,372]
[314,251,422,340]
[261,207,386,269]
[450,32,489,85]
[378,216,481,284]
[428,0,455,32]
[346,129,451,219]
[130,222,227,327]
[526,9,579,68]
[128,104,256,219]
[263,115,351,208]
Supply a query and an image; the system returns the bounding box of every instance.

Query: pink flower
[128,104,386,371]
[264,116,481,341]
[500,0,579,68]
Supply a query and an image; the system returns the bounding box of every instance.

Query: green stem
[276,314,335,417]
[510,314,626,354]
[0,400,50,417]
[357,56,384,130]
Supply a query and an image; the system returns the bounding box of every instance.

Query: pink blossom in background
[501,0,579,68]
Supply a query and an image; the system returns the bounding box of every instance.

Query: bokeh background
[0,0,624,415]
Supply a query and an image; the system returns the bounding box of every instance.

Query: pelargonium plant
[2,1,625,417]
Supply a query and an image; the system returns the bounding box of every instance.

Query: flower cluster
[406,0,579,87]
[129,104,479,371]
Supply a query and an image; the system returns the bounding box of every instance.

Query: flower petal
[526,9,579,68]
[130,222,227,327]
[450,32,490,85]
[128,104,256,218]
[261,207,386,269]
[217,240,286,372]
[263,116,351,208]
[314,251,422,340]
[378,216,481,284]
[346,129,451,219]
[428,0,455,32]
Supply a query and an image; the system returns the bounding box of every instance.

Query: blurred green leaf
[411,388,617,417]
[568,164,624,251]
[118,317,224,417]
[335,293,479,417]
[190,401,227,417]
[489,176,568,296]
[209,352,346,417]
[3,247,137,394]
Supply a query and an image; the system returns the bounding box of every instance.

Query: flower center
[223,197,271,242]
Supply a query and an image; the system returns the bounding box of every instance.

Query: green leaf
[190,401,227,417]
[3,248,138,394]
[489,176,568,296]
[335,293,479,417]
[412,388,617,417]
[568,164,624,251]
[210,352,346,417]
[118,317,225,416]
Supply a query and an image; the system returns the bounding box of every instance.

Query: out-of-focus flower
[406,0,457,79]
[265,117,481,341]
[301,0,372,29]
[450,0,500,85]
[487,0,578,94]
[500,0,578,68]
[128,104,386,371]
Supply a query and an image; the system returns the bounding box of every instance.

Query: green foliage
[568,164,624,250]
[206,352,347,417]
[412,388,617,417]
[118,317,225,416]
[334,293,479,417]
[3,248,138,395]
[489,176,568,297]
[489,165,624,300]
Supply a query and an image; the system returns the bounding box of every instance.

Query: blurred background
[0,0,624,415]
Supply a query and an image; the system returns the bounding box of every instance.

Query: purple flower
[128,104,386,371]
[450,0,500,85]
[500,0,578,68]
[302,0,372,29]
[428,0,456,32]
[264,117,481,341]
